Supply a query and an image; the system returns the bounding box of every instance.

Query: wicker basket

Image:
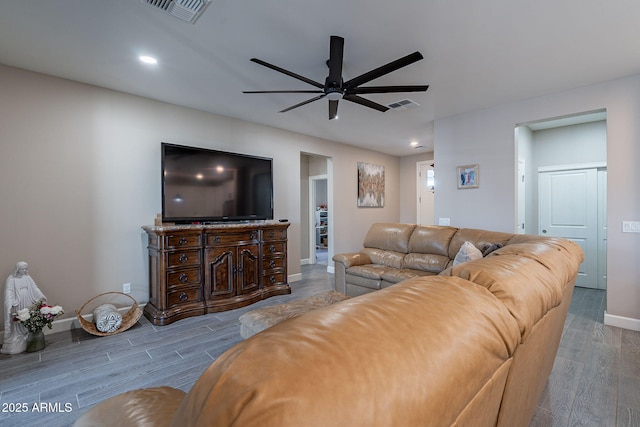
[75,292,142,336]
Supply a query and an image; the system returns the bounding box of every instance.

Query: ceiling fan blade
[279,94,326,113]
[251,58,324,89]
[343,94,389,112]
[327,36,344,87]
[329,100,339,120]
[243,90,324,94]
[349,85,429,95]
[343,51,424,89]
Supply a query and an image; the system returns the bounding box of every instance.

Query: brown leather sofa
[74,224,583,427]
[333,223,516,296]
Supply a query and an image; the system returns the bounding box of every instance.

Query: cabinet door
[205,246,235,299]
[238,244,260,294]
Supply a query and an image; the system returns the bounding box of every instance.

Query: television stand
[142,221,290,325]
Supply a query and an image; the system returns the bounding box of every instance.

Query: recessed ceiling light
[139,55,158,65]
[410,141,419,146]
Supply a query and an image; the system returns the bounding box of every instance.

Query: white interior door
[538,167,598,288]
[417,161,435,225]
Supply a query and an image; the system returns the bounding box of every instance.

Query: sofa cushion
[503,235,585,286]
[408,225,458,256]
[403,253,451,273]
[361,247,405,269]
[441,254,565,341]
[346,264,392,280]
[381,268,435,284]
[171,276,520,427]
[362,222,416,253]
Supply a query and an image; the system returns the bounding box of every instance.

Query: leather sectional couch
[333,222,516,296]
[74,223,583,427]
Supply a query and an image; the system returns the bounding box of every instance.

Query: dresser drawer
[263,271,286,286]
[166,249,201,269]
[167,268,201,287]
[262,256,284,271]
[262,227,287,242]
[165,233,201,249]
[206,230,259,246]
[167,286,202,308]
[263,242,285,255]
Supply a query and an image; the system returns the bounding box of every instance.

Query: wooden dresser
[142,222,290,325]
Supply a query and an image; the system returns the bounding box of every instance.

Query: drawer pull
[269,245,276,253]
[213,236,220,243]
[179,237,188,245]
[250,232,257,240]
[179,254,188,263]
[269,260,276,268]
[269,231,275,238]
[179,292,188,302]
[269,275,276,284]
[179,273,188,283]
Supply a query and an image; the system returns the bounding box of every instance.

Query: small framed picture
[457,164,479,189]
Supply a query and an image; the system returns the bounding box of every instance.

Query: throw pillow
[453,241,483,265]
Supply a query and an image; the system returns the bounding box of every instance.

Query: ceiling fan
[243,35,429,120]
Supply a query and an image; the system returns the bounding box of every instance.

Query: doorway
[416,161,435,225]
[300,153,333,272]
[310,175,328,266]
[515,110,607,289]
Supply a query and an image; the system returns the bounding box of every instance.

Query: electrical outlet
[439,218,451,226]
[622,221,640,233]
[122,283,131,294]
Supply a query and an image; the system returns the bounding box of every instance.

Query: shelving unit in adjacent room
[315,208,328,248]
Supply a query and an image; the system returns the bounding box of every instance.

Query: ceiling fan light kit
[244,35,429,120]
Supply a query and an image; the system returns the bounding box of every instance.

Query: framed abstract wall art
[357,162,385,207]
[457,164,479,189]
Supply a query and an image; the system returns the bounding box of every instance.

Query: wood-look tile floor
[531,286,640,427]
[1,265,638,426]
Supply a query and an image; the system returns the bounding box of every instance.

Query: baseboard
[604,311,640,331]
[300,258,312,265]
[288,273,302,283]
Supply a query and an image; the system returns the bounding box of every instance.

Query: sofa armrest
[333,252,372,269]
[332,252,372,294]
[73,386,186,427]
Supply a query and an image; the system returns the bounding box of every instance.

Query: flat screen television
[161,143,273,223]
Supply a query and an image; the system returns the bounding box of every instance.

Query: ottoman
[238,290,350,338]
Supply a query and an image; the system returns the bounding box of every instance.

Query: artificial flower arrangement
[14,300,64,333]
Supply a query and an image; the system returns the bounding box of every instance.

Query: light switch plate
[439,218,451,226]
[622,221,640,233]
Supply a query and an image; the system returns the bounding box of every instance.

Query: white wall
[435,73,640,324]
[0,65,401,331]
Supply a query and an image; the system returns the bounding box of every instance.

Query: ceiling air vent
[142,0,211,24]
[387,99,420,111]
